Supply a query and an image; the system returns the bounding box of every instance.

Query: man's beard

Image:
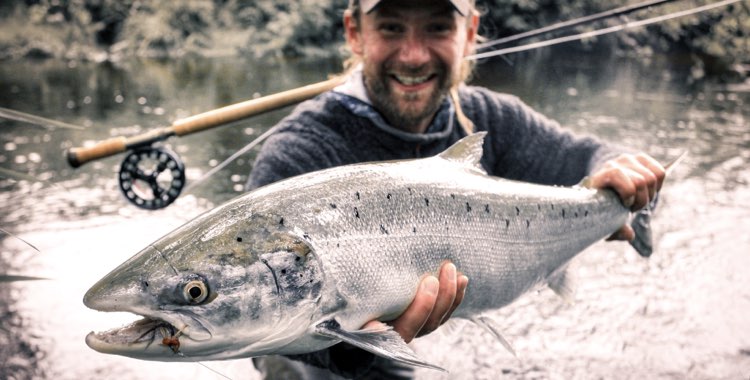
[363,63,452,132]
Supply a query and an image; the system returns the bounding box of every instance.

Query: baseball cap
[358,0,471,16]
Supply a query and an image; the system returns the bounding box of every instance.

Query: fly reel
[118,146,186,210]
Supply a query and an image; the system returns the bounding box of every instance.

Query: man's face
[345,0,477,132]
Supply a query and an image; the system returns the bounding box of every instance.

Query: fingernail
[445,262,456,280]
[459,275,469,290]
[624,196,635,208]
[422,276,439,296]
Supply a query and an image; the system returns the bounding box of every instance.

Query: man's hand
[587,152,666,241]
[363,262,468,343]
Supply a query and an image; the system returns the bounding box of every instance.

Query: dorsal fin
[438,132,487,173]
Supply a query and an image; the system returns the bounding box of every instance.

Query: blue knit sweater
[247,86,616,191]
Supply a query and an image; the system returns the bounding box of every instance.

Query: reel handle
[67,136,127,168]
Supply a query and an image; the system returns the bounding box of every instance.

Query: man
[247,0,665,378]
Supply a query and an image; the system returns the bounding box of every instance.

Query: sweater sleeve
[467,89,621,186]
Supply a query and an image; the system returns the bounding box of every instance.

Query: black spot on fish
[387,193,392,200]
[526,220,530,228]
[574,212,579,218]
[354,207,360,218]
[279,217,284,226]
[551,204,555,210]
[562,209,566,218]
[516,206,520,216]
[538,204,542,211]
[143,281,149,288]
[451,194,456,199]
[236,237,243,242]
[413,227,417,233]
[330,203,337,209]
[485,204,490,213]
[584,210,589,217]
[407,187,413,193]
[380,225,389,235]
[424,198,430,206]
[281,269,287,275]
[303,233,311,240]
[466,202,472,212]
[505,219,510,228]
[336,243,340,248]
[355,192,360,200]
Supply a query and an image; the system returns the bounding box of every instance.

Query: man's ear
[344,10,364,55]
[463,13,480,56]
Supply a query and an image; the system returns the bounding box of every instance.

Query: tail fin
[629,152,687,257]
[629,197,657,257]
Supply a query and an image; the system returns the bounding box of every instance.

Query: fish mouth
[86,313,213,359]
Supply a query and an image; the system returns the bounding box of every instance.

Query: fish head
[84,207,326,361]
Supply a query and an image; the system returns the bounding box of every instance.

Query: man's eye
[379,23,404,34]
[426,23,454,34]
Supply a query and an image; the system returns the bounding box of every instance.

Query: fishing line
[174,352,234,380]
[0,106,86,130]
[467,0,744,61]
[183,124,282,193]
[0,226,40,253]
[193,361,234,380]
[476,0,683,51]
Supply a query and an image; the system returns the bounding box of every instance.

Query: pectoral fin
[314,319,446,372]
[548,266,576,304]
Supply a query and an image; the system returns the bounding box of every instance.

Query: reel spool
[118,146,186,210]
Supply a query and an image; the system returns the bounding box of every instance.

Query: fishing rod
[51,0,728,210]
[65,77,344,209]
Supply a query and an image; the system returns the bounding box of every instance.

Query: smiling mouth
[392,73,434,86]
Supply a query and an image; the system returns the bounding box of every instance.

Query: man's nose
[397,32,431,66]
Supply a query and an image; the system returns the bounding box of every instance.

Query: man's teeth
[394,74,430,85]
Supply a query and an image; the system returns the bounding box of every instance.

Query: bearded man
[246,0,665,378]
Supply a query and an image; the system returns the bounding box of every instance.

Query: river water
[0,50,748,379]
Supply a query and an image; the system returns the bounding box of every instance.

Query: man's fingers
[589,154,666,211]
[589,164,637,208]
[419,262,458,335]
[607,225,634,241]
[635,153,666,194]
[390,275,438,343]
[444,274,468,322]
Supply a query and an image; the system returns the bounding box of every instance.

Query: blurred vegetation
[0,0,747,71]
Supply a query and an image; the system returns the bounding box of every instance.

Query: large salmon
[83,132,657,370]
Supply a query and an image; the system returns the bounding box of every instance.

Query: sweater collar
[332,65,455,144]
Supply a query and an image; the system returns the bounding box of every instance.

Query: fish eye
[183,280,209,304]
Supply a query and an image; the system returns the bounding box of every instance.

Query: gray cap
[358,0,471,16]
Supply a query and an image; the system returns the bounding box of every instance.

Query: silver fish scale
[249,157,628,330]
